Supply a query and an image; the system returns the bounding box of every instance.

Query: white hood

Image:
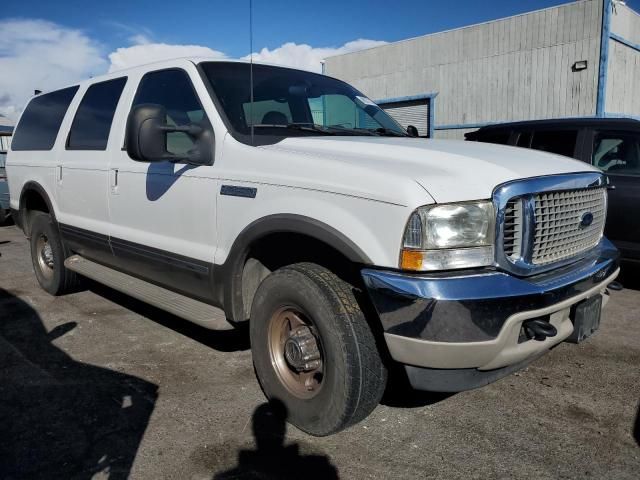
[265,136,598,204]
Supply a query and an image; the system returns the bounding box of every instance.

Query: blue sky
[5,0,638,57]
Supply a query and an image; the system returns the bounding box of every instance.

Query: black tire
[250,262,387,436]
[29,212,78,295]
[0,208,7,225]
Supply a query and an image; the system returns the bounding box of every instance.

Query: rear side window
[12,86,79,151]
[67,77,127,150]
[475,130,511,145]
[516,131,532,147]
[530,130,577,158]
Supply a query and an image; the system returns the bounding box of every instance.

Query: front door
[107,67,218,302]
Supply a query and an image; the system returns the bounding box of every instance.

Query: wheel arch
[219,214,373,323]
[18,181,57,235]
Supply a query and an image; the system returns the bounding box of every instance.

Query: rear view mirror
[126,103,213,166]
[407,125,419,137]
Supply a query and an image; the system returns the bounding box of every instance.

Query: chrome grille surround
[493,172,608,276]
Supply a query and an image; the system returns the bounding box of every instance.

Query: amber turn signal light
[400,249,424,271]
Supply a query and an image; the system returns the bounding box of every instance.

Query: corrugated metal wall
[606,4,640,116]
[325,0,604,139]
[0,135,11,152]
[380,100,430,136]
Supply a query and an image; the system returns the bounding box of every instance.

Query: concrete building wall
[325,0,604,139]
[606,3,640,116]
[435,128,477,140]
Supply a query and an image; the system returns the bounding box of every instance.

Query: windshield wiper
[370,127,409,137]
[252,123,385,137]
[251,123,337,135]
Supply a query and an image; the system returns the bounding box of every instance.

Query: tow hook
[523,319,558,341]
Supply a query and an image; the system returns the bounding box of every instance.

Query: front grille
[530,188,606,265]
[502,187,606,267]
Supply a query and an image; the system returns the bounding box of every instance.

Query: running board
[64,255,233,330]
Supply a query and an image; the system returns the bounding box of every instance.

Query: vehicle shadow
[0,288,158,479]
[380,364,455,408]
[86,280,250,353]
[618,263,640,291]
[145,161,197,201]
[213,398,339,480]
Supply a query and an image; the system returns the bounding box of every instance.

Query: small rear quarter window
[11,86,79,151]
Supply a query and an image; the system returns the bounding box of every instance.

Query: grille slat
[503,199,523,260]
[502,187,606,267]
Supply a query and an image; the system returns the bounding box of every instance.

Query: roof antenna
[249,0,255,146]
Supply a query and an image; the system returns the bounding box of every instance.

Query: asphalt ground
[1,222,639,479]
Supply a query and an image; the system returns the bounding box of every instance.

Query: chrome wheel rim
[268,306,324,399]
[36,234,54,280]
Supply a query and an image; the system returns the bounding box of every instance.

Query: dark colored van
[466,118,640,263]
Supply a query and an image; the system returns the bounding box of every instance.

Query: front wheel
[250,262,387,436]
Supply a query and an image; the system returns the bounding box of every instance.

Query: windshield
[200,62,407,144]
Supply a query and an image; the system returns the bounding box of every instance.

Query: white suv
[6,58,620,436]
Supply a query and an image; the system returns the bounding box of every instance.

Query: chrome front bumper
[361,238,619,388]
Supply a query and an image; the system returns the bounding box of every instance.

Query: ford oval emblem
[580,212,594,228]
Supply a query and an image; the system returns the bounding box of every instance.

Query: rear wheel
[29,212,78,295]
[250,262,386,436]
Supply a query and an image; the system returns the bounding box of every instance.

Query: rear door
[57,77,127,264]
[587,129,640,260]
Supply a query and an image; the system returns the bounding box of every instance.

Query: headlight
[401,201,495,271]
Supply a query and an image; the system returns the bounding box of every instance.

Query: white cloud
[0,17,386,121]
[243,39,388,73]
[107,43,227,73]
[129,33,153,45]
[0,19,106,122]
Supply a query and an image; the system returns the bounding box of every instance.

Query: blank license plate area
[566,295,603,343]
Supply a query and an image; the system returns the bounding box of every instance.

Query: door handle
[110,168,119,194]
[57,165,63,183]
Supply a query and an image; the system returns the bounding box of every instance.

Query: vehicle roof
[27,57,325,99]
[472,117,640,132]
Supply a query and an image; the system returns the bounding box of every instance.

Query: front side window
[67,77,127,150]
[592,132,640,175]
[201,62,406,144]
[530,130,577,158]
[131,69,208,155]
[12,86,79,151]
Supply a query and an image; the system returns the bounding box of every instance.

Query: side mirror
[407,125,419,137]
[126,103,213,165]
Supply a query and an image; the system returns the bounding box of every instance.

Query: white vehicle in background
[6,58,619,436]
